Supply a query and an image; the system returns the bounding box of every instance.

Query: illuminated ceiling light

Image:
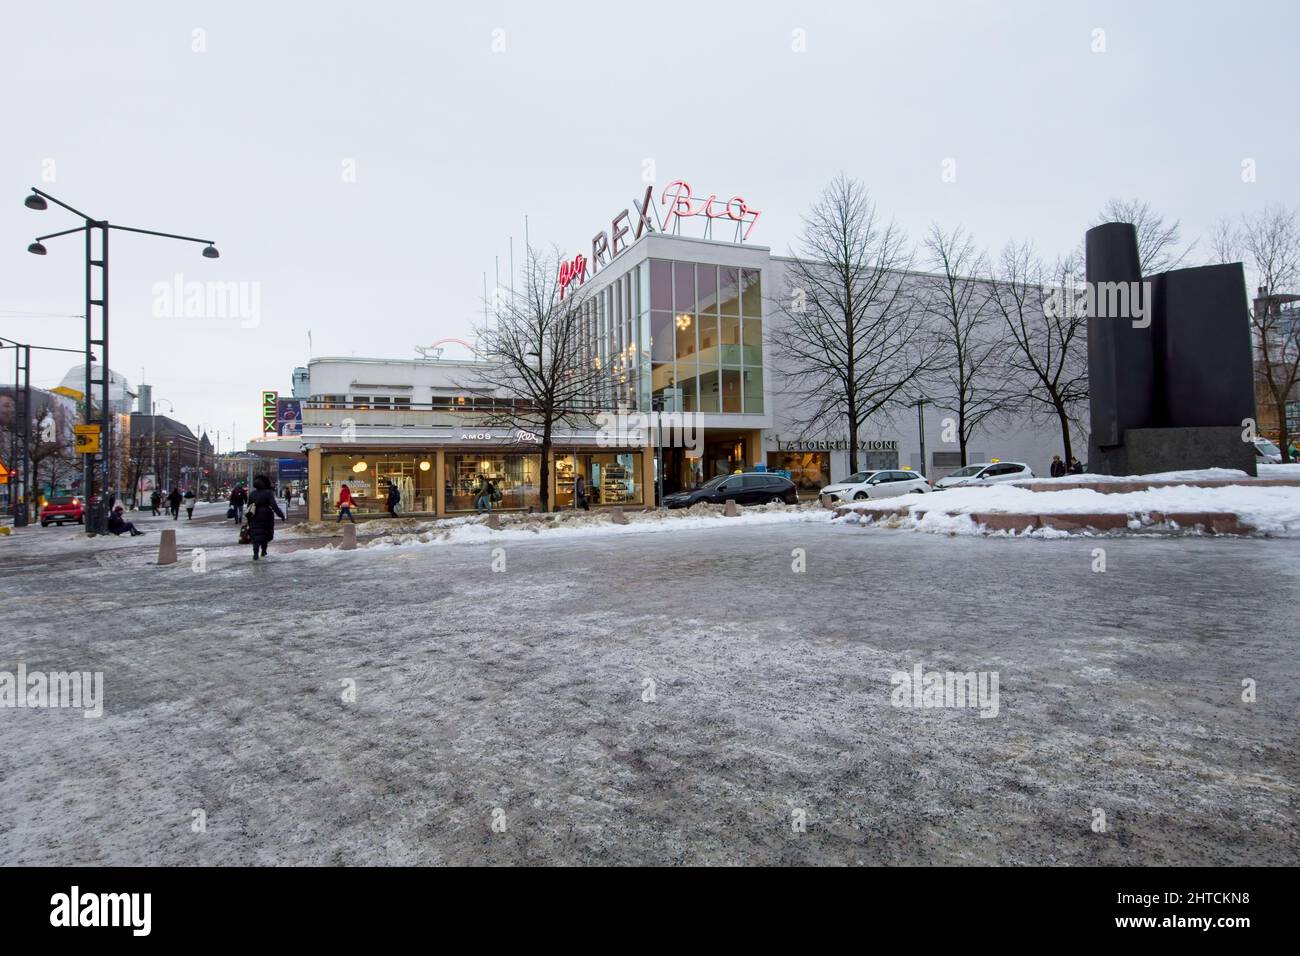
[352,460,368,473]
[676,314,691,330]
[419,460,431,471]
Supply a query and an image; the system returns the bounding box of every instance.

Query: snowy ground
[841,482,1300,537]
[1,510,1296,866]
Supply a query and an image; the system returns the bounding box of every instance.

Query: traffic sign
[74,424,100,454]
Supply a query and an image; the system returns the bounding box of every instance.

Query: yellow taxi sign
[990,458,1001,463]
[74,424,100,454]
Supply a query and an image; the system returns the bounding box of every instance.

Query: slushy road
[1,519,1296,865]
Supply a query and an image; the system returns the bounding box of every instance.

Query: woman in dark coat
[247,474,285,560]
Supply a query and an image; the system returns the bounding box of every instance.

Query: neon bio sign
[559,179,761,299]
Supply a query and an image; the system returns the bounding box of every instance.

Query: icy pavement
[1,518,1297,865]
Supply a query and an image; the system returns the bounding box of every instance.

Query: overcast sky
[2,0,1296,447]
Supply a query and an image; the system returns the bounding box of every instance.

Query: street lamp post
[912,398,929,476]
[23,187,219,535]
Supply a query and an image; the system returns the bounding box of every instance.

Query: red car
[40,495,85,527]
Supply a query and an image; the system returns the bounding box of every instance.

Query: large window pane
[650,311,674,362]
[720,314,742,366]
[697,264,718,314]
[719,267,740,315]
[743,368,764,413]
[722,369,742,412]
[742,315,763,365]
[741,268,762,316]
[674,261,695,312]
[697,314,720,365]
[445,453,541,512]
[698,369,720,413]
[674,310,697,360]
[650,260,672,311]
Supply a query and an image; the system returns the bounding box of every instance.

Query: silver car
[932,461,1034,490]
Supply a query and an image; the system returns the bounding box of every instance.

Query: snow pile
[838,483,1300,536]
[314,501,834,553]
[1019,467,1254,485]
[1258,462,1300,477]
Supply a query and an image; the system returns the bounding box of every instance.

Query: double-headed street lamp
[23,187,220,535]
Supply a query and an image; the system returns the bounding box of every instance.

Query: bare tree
[466,245,605,513]
[1213,204,1300,461]
[772,175,934,474]
[1092,198,1195,275]
[986,243,1089,465]
[919,223,1015,466]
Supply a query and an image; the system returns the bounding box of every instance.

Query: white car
[932,461,1034,490]
[1254,438,1282,464]
[819,469,931,502]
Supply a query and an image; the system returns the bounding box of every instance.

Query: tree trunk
[539,429,552,513]
[847,410,859,475]
[1055,400,1074,466]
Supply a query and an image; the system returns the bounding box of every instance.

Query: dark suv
[663,472,799,509]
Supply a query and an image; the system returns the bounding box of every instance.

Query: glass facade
[765,451,831,492]
[321,452,436,515]
[445,453,541,512]
[554,451,643,507]
[583,259,763,415]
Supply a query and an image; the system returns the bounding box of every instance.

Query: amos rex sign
[559,179,762,299]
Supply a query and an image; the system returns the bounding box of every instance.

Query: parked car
[932,461,1034,490]
[40,495,85,527]
[1254,438,1282,464]
[819,469,930,502]
[663,472,799,508]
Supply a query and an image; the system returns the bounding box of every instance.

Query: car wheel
[910,488,925,494]
[41,521,48,527]
[853,491,869,501]
[77,516,84,524]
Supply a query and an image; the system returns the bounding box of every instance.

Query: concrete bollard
[819,494,832,509]
[157,528,177,565]
[486,513,501,530]
[610,507,628,525]
[724,499,739,517]
[341,523,357,550]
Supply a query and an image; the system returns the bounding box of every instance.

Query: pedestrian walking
[150,489,161,516]
[574,473,590,511]
[247,474,285,561]
[229,484,247,523]
[474,475,495,513]
[1050,455,1066,478]
[168,487,183,519]
[1068,457,1084,475]
[386,480,400,518]
[184,488,196,519]
[336,483,356,522]
[283,483,293,514]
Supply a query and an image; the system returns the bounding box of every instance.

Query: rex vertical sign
[261,390,278,435]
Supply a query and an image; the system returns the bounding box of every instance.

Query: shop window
[445,453,541,512]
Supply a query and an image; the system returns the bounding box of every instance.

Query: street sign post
[74,424,101,455]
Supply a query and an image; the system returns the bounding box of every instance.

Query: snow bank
[1019,467,1253,485]
[839,483,1300,537]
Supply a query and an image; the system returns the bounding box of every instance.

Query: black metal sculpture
[1085,222,1256,476]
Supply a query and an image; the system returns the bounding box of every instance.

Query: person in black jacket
[1068,457,1084,475]
[1050,455,1066,478]
[229,484,247,523]
[386,480,400,518]
[168,487,183,519]
[150,489,162,516]
[107,505,145,536]
[247,475,285,560]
